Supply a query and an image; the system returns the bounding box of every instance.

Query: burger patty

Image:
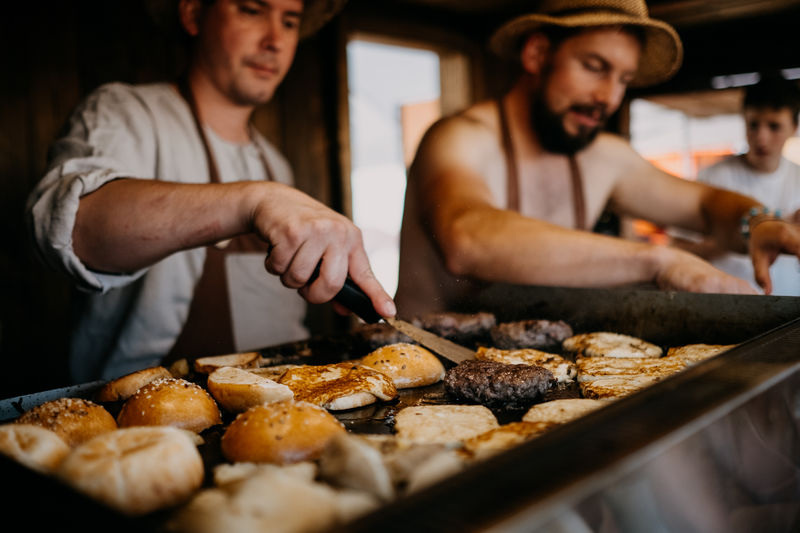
[490,319,574,351]
[412,311,497,347]
[443,359,555,410]
[353,322,416,353]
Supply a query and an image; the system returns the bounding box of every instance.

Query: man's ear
[520,33,550,75]
[178,0,203,37]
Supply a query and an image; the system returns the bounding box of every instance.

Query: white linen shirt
[27,82,309,382]
[697,154,800,296]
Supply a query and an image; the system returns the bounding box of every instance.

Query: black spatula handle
[310,265,382,324]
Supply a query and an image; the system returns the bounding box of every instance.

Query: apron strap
[496,98,587,230]
[165,77,274,364]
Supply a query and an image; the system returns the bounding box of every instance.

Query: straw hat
[489,0,683,87]
[145,0,348,40]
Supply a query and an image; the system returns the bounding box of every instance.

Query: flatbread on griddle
[278,362,397,411]
[563,332,662,359]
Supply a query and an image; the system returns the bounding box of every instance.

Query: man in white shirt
[26,0,395,382]
[675,76,800,295]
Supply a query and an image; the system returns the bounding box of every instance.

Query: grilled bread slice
[461,421,555,460]
[522,398,605,424]
[666,343,736,365]
[563,332,662,359]
[278,362,397,411]
[394,405,498,446]
[476,347,577,383]
[575,356,687,383]
[579,375,660,399]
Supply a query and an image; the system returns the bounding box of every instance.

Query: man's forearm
[436,207,664,287]
[72,178,262,273]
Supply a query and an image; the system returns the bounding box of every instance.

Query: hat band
[545,6,643,19]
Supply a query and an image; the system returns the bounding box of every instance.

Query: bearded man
[395,0,800,317]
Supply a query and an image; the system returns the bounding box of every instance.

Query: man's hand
[653,246,757,295]
[249,182,396,318]
[748,219,800,295]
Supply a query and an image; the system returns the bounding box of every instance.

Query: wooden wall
[0,1,345,397]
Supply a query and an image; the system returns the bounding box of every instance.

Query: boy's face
[744,106,798,172]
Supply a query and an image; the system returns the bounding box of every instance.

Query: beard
[529,85,607,155]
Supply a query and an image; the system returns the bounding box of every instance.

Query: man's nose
[593,77,625,111]
[260,14,284,50]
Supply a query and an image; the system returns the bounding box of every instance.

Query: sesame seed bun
[221,400,345,465]
[15,397,118,448]
[360,343,445,389]
[95,366,174,403]
[116,378,222,433]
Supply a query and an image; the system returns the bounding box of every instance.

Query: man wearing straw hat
[396,0,800,316]
[27,0,395,383]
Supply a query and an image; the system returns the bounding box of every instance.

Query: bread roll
[15,397,117,447]
[360,343,445,389]
[57,426,204,515]
[0,423,71,473]
[117,378,222,433]
[207,366,293,413]
[193,352,260,374]
[221,400,345,465]
[96,366,173,402]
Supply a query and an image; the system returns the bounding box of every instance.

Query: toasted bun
[193,352,261,374]
[360,343,445,389]
[116,378,222,433]
[522,399,605,425]
[15,397,118,448]
[57,426,204,515]
[96,366,173,402]
[394,405,499,446]
[0,423,71,473]
[278,362,397,411]
[221,400,345,465]
[207,366,294,413]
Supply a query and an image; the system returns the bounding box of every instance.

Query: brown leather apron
[164,80,275,364]
[497,98,586,230]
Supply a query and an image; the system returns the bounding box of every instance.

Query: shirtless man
[395,0,800,317]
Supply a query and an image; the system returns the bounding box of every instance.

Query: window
[346,39,442,297]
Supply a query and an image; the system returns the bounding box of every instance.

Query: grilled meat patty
[412,311,497,347]
[489,319,573,351]
[443,359,555,410]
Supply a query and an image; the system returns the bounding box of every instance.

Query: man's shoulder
[77,82,179,119]
[422,101,499,148]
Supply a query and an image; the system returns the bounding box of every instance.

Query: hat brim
[299,0,348,39]
[489,12,683,88]
[144,0,347,40]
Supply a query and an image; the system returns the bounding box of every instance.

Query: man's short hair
[744,75,800,125]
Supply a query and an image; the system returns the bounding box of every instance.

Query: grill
[2,285,800,532]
